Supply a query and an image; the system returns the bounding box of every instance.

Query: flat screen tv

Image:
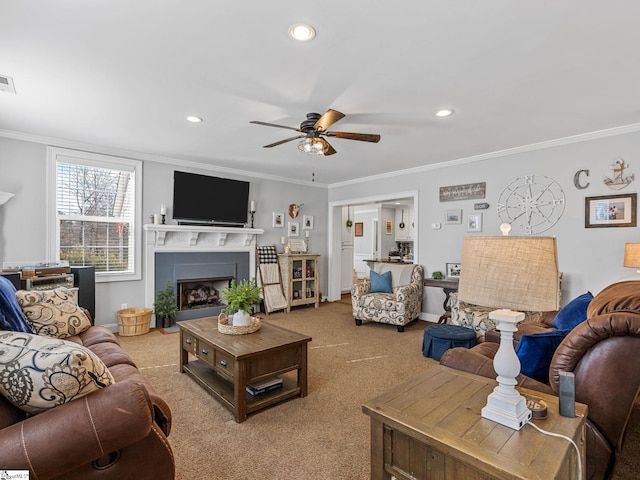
[172,171,250,226]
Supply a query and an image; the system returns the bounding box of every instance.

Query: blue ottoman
[422,324,477,361]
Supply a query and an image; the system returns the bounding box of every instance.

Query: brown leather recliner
[0,325,175,480]
[440,281,640,480]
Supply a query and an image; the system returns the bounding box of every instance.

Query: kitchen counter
[364,259,414,267]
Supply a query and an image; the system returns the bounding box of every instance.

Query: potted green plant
[154,281,178,328]
[221,279,262,327]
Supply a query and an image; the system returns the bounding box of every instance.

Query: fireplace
[155,253,249,321]
[177,277,232,311]
[144,224,263,326]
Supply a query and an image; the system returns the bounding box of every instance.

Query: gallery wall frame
[467,213,482,232]
[585,193,637,228]
[303,215,314,230]
[288,221,299,236]
[385,220,393,235]
[445,209,462,225]
[354,222,364,237]
[273,212,284,228]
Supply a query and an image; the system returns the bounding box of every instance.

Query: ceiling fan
[250,109,381,156]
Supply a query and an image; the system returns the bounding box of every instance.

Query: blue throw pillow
[516,330,568,383]
[552,292,593,331]
[0,276,32,333]
[369,270,392,294]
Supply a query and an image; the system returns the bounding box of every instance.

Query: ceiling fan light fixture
[435,108,454,117]
[298,137,326,155]
[289,23,316,42]
[186,116,203,123]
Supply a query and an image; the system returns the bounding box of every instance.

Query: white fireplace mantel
[144,224,264,326]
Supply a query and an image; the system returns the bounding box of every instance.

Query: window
[47,147,142,282]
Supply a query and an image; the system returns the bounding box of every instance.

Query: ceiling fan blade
[262,135,305,148]
[319,138,337,156]
[250,120,301,132]
[314,109,345,132]
[325,131,381,143]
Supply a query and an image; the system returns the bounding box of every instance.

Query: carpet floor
[117,301,640,479]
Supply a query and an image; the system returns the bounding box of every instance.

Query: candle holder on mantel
[249,210,255,228]
[160,204,167,225]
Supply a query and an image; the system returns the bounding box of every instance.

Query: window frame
[47,147,142,282]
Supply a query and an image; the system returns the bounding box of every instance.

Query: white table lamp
[458,235,560,430]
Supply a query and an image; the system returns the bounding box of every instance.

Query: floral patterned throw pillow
[0,331,114,414]
[16,288,91,338]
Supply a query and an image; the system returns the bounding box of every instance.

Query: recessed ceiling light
[289,23,316,42]
[186,116,203,123]
[435,108,454,117]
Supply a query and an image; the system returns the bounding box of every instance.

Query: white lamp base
[482,309,531,430]
[482,387,532,430]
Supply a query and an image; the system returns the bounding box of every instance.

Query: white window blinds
[55,156,137,276]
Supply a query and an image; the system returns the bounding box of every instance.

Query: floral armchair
[351,263,423,332]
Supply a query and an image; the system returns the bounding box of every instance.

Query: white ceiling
[2,2,640,186]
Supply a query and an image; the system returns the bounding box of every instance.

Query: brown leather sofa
[0,324,175,479]
[440,280,640,480]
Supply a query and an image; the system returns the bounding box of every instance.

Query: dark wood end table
[423,278,459,323]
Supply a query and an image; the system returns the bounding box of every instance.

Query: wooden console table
[179,317,311,422]
[423,278,459,323]
[363,365,586,480]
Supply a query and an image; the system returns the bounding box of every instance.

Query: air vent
[0,75,16,94]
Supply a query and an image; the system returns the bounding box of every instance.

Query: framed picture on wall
[467,213,482,232]
[585,193,637,228]
[303,215,314,229]
[445,209,462,224]
[288,222,299,236]
[385,220,393,235]
[273,212,284,228]
[354,222,363,237]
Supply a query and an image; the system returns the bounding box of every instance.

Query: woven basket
[117,308,152,336]
[218,312,261,335]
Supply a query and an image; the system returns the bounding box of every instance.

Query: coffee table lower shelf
[183,359,301,417]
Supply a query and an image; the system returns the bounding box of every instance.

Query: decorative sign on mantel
[439,182,486,202]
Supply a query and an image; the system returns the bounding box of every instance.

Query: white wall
[329,130,640,320]
[0,136,329,328]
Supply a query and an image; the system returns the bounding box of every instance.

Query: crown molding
[4,121,640,191]
[0,129,327,189]
[329,122,640,189]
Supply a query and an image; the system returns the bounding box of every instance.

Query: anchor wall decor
[604,159,634,190]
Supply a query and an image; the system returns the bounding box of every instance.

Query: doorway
[327,190,419,302]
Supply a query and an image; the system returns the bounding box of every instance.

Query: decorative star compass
[497,175,565,234]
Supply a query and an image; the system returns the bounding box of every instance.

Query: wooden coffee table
[178,317,311,422]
